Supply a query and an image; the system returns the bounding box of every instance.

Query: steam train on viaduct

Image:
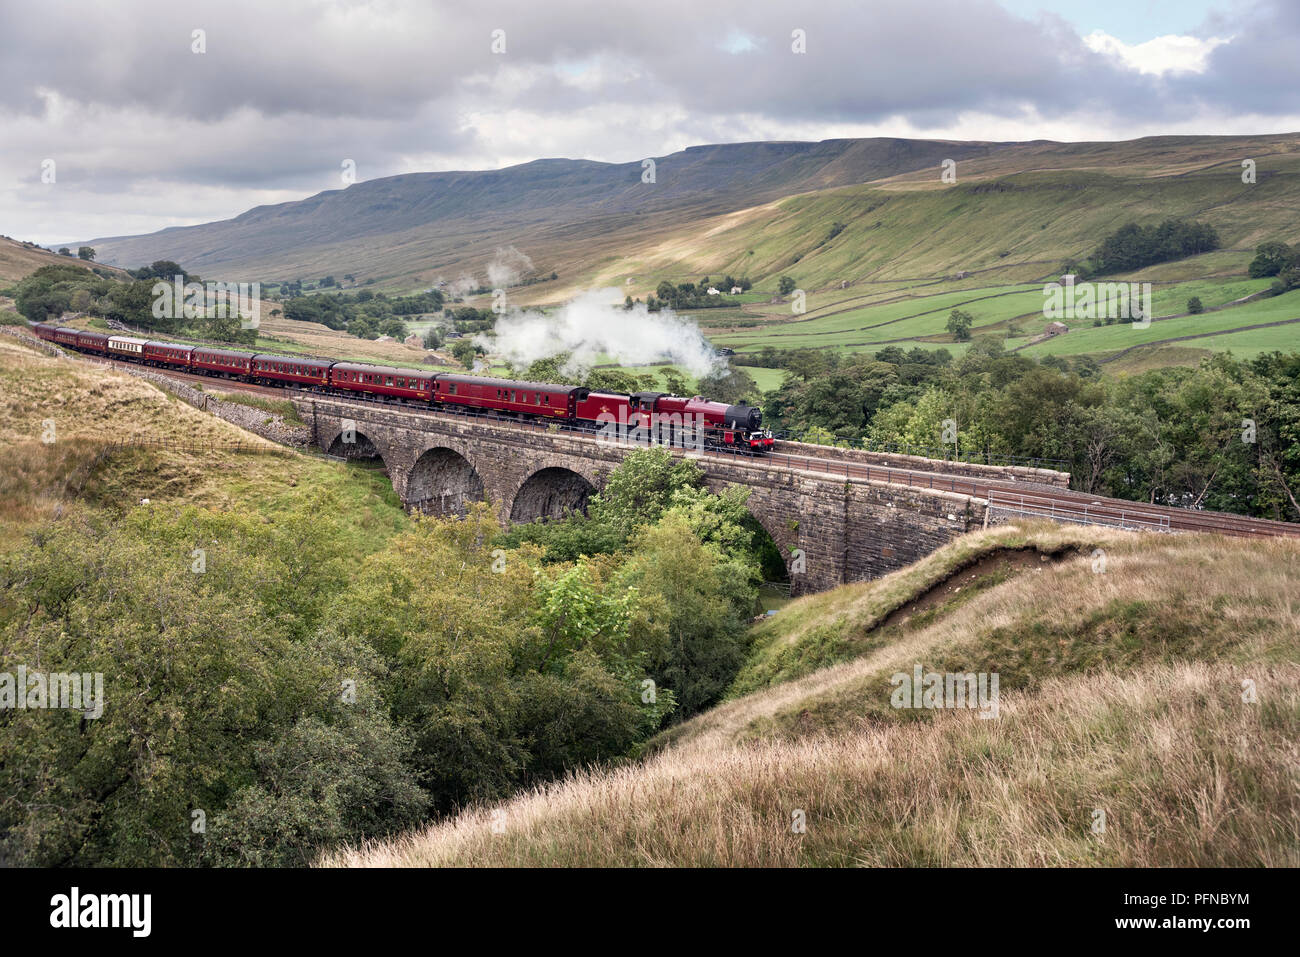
[32,324,775,453]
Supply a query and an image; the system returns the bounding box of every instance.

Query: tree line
[761,343,1300,520]
[10,263,255,344]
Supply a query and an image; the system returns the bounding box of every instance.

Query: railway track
[104,356,1300,543]
[96,359,290,399]
[736,447,1300,539]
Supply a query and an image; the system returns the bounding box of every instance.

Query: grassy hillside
[326,522,1300,866]
[0,333,408,548]
[74,135,1299,302]
[80,138,993,289]
[614,138,1300,369]
[0,236,129,284]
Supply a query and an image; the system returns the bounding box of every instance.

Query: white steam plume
[486,245,534,289]
[476,287,722,379]
[448,273,478,298]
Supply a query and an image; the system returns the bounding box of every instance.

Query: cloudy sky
[1,0,1297,246]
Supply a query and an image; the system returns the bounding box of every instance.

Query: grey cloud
[1,0,1297,243]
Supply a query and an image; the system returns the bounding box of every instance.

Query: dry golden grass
[0,335,277,449]
[0,236,130,283]
[0,333,412,555]
[325,526,1300,867]
[0,336,302,537]
[326,661,1298,867]
[664,527,1298,755]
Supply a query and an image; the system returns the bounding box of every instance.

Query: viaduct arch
[299,398,1048,595]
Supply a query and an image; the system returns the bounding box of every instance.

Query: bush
[1248,241,1296,279]
[1187,296,1204,314]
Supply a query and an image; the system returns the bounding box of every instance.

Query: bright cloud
[1083,30,1232,76]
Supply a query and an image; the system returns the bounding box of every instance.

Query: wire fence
[85,438,297,457]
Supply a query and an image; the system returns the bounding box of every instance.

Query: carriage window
[449,383,457,395]
[386,377,394,386]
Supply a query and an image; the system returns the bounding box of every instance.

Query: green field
[1020,286,1300,358]
[682,273,1299,371]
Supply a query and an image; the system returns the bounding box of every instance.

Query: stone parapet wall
[777,438,1071,489]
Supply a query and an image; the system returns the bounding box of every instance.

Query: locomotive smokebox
[724,402,761,432]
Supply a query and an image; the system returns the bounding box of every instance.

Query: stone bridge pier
[298,398,998,595]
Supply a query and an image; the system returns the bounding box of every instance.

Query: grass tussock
[730,522,1098,696]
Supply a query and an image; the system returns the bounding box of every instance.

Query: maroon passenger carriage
[252,354,332,389]
[192,347,252,378]
[433,373,585,420]
[144,341,194,369]
[331,363,436,402]
[76,329,109,353]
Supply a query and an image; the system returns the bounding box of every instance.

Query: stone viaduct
[295,396,1069,595]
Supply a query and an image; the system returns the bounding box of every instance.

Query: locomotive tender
[31,324,775,453]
